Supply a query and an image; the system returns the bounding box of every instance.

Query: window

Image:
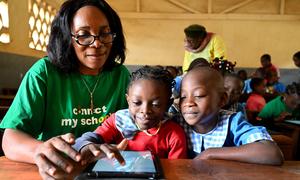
[0,0,10,43]
[28,0,56,51]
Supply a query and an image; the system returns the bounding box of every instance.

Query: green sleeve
[0,59,47,138]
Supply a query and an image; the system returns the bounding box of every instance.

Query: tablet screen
[285,120,300,125]
[92,151,156,173]
[82,150,162,179]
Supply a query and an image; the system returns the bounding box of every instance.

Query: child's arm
[195,140,283,165]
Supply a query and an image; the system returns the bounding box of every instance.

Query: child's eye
[180,96,186,100]
[152,103,160,108]
[194,95,205,99]
[132,101,141,106]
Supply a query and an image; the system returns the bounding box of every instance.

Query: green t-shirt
[0,57,130,140]
[258,96,300,120]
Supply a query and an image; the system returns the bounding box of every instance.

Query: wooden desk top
[0,156,300,180]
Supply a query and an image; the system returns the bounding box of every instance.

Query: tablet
[285,120,300,125]
[78,151,163,179]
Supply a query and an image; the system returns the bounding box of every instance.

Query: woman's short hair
[47,0,126,73]
[184,24,207,39]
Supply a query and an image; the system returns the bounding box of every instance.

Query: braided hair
[128,66,175,99]
[210,57,236,76]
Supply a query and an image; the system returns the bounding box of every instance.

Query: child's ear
[125,94,129,103]
[219,92,228,108]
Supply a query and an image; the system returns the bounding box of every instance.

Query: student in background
[257,82,300,127]
[223,73,245,114]
[177,66,283,165]
[237,69,248,81]
[73,66,187,165]
[0,0,130,179]
[265,70,286,95]
[182,24,227,72]
[245,78,267,123]
[165,66,179,78]
[292,51,300,68]
[242,68,264,95]
[259,53,280,79]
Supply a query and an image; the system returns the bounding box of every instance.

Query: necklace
[136,121,162,136]
[80,74,101,111]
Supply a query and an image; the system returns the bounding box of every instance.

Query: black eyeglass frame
[71,32,116,46]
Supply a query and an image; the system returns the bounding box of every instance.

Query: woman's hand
[33,133,82,180]
[274,112,292,122]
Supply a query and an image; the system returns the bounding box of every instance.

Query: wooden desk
[275,122,300,160]
[0,156,300,180]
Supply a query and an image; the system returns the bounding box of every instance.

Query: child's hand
[194,149,212,160]
[80,143,125,166]
[116,139,128,151]
[275,112,292,122]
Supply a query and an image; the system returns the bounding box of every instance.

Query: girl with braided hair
[73,66,187,165]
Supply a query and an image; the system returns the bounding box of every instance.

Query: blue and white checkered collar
[115,109,169,140]
[187,110,234,153]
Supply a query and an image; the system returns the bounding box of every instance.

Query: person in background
[0,0,130,179]
[259,53,280,79]
[257,82,300,127]
[223,73,245,114]
[241,68,264,103]
[292,51,300,68]
[245,77,266,123]
[265,70,286,95]
[237,69,248,81]
[165,66,179,78]
[73,66,187,164]
[177,66,283,165]
[182,24,227,72]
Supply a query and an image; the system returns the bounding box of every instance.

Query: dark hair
[286,82,300,95]
[184,24,207,39]
[293,51,300,60]
[250,77,264,90]
[128,66,175,99]
[224,73,244,88]
[261,54,271,62]
[47,0,126,73]
[165,66,179,78]
[187,58,210,71]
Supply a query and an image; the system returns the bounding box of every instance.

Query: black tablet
[77,151,163,179]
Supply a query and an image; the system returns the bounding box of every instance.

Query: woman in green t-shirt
[0,0,130,179]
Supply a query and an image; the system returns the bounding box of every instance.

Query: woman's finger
[61,133,76,144]
[50,136,81,162]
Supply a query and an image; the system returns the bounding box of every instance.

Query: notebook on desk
[285,120,300,125]
[76,150,163,179]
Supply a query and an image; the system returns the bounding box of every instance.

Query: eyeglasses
[71,32,116,46]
